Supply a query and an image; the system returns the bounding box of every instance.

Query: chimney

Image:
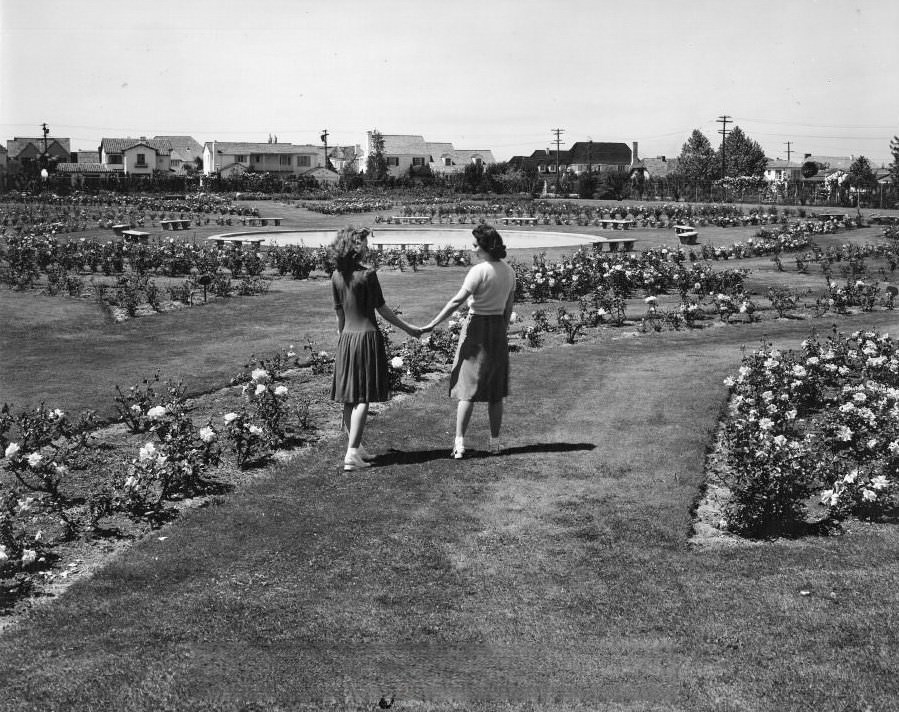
[632,141,639,162]
[804,153,812,159]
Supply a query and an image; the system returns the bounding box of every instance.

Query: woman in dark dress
[330,227,423,471]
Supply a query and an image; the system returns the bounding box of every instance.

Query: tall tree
[676,129,718,190]
[889,135,899,187]
[847,155,877,193]
[365,130,388,182]
[723,126,768,178]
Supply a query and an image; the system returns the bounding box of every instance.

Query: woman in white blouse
[424,224,516,459]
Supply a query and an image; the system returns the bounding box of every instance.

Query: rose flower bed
[711,328,899,537]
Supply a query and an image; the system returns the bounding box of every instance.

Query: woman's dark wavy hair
[331,226,371,276]
[472,224,507,260]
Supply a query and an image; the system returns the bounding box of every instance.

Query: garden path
[3,313,899,709]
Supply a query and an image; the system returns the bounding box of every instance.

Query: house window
[109,155,123,165]
[412,157,425,167]
[135,153,147,167]
[235,155,248,163]
[280,155,291,166]
[387,157,399,167]
[296,155,311,167]
[444,157,452,166]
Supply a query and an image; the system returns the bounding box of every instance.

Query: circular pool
[207,227,599,250]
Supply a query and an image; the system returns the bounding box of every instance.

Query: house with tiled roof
[155,136,203,175]
[529,149,570,176]
[763,159,803,184]
[631,155,679,181]
[368,132,497,178]
[433,147,496,175]
[99,137,172,175]
[327,145,363,173]
[202,141,326,178]
[6,137,71,176]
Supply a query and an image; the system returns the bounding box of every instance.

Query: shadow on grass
[373,442,596,466]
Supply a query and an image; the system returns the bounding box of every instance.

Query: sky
[2,0,898,166]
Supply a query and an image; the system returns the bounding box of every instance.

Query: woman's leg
[488,399,504,438]
[456,400,475,438]
[342,403,353,439]
[347,402,369,449]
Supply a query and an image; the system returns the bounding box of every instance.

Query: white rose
[27,452,43,468]
[223,412,239,424]
[251,368,270,383]
[390,357,404,369]
[147,405,166,420]
[4,442,20,459]
[274,385,288,397]
[199,426,216,443]
[130,404,142,414]
[21,549,37,565]
[139,442,157,461]
[248,424,263,436]
[254,383,267,397]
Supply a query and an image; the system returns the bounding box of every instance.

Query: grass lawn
[2,202,899,709]
[2,313,899,710]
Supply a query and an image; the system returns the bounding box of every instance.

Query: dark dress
[330,267,390,403]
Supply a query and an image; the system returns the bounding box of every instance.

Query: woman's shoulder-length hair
[332,226,371,274]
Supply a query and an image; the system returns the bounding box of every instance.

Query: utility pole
[320,129,330,170]
[552,128,564,193]
[784,141,793,163]
[717,115,731,178]
[41,122,50,168]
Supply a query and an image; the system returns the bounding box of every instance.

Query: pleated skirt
[331,329,390,403]
[449,314,509,402]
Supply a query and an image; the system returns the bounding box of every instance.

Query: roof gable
[7,137,71,158]
[101,137,172,154]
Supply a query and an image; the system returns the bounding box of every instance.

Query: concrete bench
[208,237,265,249]
[674,225,699,245]
[390,216,431,224]
[373,242,433,254]
[121,229,149,243]
[598,218,635,230]
[112,224,129,235]
[592,238,635,252]
[498,216,539,225]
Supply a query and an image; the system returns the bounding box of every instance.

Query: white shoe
[357,445,375,461]
[450,437,465,459]
[343,451,372,471]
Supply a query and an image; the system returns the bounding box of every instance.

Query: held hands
[405,325,434,339]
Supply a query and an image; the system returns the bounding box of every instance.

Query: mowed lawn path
[3,316,899,710]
